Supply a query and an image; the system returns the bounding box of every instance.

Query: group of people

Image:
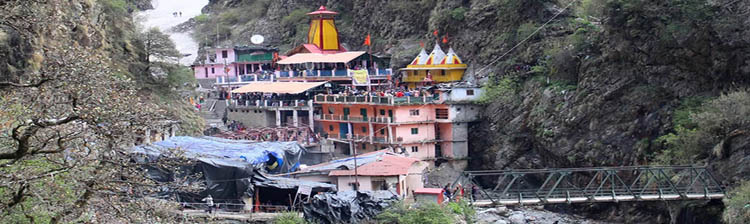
[172,11,183,17]
[223,119,246,131]
[336,87,435,99]
[443,184,480,202]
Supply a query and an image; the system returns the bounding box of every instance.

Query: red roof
[307,6,338,15]
[329,154,419,177]
[414,188,444,195]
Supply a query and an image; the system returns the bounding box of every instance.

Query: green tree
[723,181,750,224]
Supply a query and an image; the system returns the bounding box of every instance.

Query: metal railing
[325,133,392,143]
[316,114,393,123]
[314,94,440,105]
[230,99,312,108]
[275,69,393,78]
[453,166,725,206]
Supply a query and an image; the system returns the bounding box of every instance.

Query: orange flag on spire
[433,29,438,37]
[363,34,371,46]
[442,36,448,44]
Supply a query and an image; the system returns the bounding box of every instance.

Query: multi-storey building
[313,44,482,161]
[191,46,278,86]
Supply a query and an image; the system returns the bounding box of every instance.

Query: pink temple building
[314,45,482,161]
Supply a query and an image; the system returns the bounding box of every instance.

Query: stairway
[200,98,227,132]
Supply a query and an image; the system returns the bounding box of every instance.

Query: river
[136,0,209,65]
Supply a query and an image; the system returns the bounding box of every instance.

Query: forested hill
[0,0,202,222]
[194,0,750,222]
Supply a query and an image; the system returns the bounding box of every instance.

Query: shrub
[654,90,750,164]
[272,212,307,224]
[478,76,519,105]
[194,14,209,23]
[723,181,750,224]
[451,7,467,21]
[377,202,456,224]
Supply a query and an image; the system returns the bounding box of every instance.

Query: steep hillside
[191,0,750,222]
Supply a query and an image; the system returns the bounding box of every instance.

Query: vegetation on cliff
[0,0,201,222]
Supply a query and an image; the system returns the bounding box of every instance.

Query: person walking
[443,184,452,202]
[202,195,214,214]
[471,185,479,202]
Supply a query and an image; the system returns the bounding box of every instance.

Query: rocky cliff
[193,0,750,223]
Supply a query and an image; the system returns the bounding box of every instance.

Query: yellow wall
[402,69,465,83]
[308,20,320,45]
[322,19,339,50]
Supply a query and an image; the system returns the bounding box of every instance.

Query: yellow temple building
[400,43,467,88]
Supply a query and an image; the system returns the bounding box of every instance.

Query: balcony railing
[275,69,393,79]
[316,114,393,123]
[230,99,313,108]
[216,74,274,84]
[314,94,440,105]
[325,133,393,143]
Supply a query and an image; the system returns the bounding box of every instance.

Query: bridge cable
[473,0,579,79]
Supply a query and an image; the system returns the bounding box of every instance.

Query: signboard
[297,185,313,196]
[350,69,369,86]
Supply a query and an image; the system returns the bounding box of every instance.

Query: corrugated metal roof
[231,82,327,94]
[328,154,418,177]
[277,51,366,64]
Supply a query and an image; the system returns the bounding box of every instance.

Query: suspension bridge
[452,166,725,206]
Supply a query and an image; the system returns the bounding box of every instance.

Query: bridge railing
[453,166,725,205]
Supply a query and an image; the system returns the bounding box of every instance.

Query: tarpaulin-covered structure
[133,136,304,173]
[131,136,336,210]
[303,191,399,224]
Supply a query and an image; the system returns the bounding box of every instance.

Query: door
[339,123,349,138]
[343,107,350,120]
[388,110,393,122]
[360,108,368,121]
[435,144,443,158]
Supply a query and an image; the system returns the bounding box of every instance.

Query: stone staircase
[201,98,227,131]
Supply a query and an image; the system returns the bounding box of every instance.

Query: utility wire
[473,0,579,78]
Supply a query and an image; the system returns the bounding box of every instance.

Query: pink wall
[212,48,236,64]
[337,176,372,192]
[394,124,435,143]
[437,123,453,157]
[193,64,237,79]
[402,143,436,159]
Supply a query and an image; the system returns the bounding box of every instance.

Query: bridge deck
[455,166,725,206]
[472,193,724,206]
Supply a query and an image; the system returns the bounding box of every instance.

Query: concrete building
[286,150,429,199]
[313,44,481,161]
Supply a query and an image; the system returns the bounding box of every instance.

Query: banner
[350,69,369,86]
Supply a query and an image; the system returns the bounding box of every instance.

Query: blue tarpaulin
[132,136,305,173]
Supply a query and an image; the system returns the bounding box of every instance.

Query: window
[222,50,228,58]
[211,67,215,74]
[411,146,418,152]
[440,70,446,76]
[362,144,367,150]
[380,129,385,135]
[411,128,418,135]
[466,89,475,96]
[380,109,385,116]
[436,109,449,119]
[409,109,420,116]
[204,67,208,78]
[329,125,334,131]
[361,127,367,133]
